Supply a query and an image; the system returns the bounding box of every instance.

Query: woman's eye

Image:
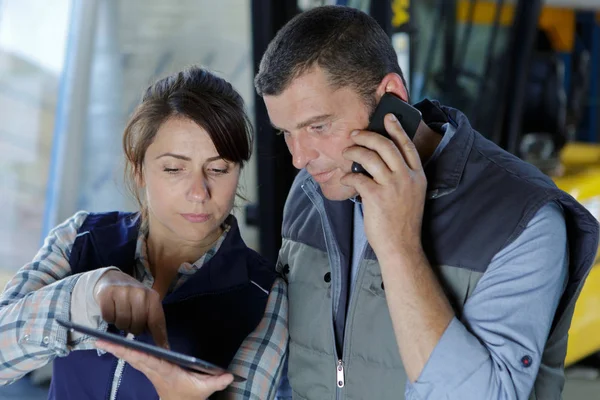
[209,168,229,175]
[163,168,181,174]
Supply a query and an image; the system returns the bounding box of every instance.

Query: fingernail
[351,130,360,136]
[388,113,397,122]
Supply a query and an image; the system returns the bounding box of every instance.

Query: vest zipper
[109,358,126,400]
[302,182,351,400]
[337,243,370,399]
[336,359,345,388]
[109,333,134,400]
[331,290,343,400]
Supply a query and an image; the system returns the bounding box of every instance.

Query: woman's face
[141,117,240,245]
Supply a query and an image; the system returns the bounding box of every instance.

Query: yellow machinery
[553,143,600,365]
[452,0,600,368]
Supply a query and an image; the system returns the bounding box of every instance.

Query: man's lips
[311,169,336,183]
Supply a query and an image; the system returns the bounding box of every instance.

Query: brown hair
[122,66,253,233]
[254,5,408,110]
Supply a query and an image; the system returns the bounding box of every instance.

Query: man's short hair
[254,5,407,108]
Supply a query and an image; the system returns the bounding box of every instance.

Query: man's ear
[375,73,409,103]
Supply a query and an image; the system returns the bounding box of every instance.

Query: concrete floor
[564,378,600,399]
[563,365,600,400]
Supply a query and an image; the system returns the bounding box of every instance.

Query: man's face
[263,67,371,201]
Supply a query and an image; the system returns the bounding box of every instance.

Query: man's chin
[318,183,357,201]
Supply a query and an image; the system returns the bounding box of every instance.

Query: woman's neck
[145,225,224,290]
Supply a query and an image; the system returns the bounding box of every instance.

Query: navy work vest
[49,212,275,400]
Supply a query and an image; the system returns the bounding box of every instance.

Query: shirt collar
[134,219,232,279]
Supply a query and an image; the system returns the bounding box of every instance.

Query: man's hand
[94,270,169,349]
[340,112,427,260]
[96,340,233,400]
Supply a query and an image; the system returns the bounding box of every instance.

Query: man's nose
[288,134,317,170]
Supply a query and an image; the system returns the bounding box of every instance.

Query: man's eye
[163,168,181,174]
[310,124,327,133]
[210,168,229,175]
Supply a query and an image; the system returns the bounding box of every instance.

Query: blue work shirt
[352,123,569,399]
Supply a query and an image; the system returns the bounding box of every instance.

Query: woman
[0,66,287,400]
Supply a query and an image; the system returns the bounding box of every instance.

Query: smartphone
[351,92,422,176]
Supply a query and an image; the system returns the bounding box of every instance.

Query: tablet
[56,319,246,383]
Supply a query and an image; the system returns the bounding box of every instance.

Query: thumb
[340,171,376,192]
[196,373,234,398]
[212,374,234,391]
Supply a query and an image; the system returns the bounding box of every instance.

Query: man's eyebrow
[295,114,333,130]
[271,114,333,132]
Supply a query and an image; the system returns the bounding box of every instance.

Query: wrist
[92,268,120,304]
[377,240,426,268]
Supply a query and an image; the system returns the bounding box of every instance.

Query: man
[254,5,599,399]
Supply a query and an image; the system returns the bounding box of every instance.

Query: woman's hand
[93,270,169,348]
[96,340,234,400]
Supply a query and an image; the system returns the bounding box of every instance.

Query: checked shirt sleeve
[0,211,93,385]
[222,277,289,400]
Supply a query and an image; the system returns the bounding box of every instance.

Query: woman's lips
[181,213,211,223]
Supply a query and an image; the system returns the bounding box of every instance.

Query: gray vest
[277,100,599,400]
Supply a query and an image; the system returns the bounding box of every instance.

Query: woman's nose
[187,177,209,202]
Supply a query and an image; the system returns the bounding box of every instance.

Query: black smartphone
[351,92,422,176]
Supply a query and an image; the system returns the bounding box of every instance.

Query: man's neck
[413,120,443,164]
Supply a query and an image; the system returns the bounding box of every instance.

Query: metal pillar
[472,0,505,129]
[42,0,99,237]
[79,0,128,213]
[441,0,457,91]
[576,11,600,143]
[369,0,392,37]
[248,0,299,264]
[498,0,543,154]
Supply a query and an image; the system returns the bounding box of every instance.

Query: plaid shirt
[0,211,288,399]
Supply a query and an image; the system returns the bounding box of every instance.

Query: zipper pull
[336,359,345,388]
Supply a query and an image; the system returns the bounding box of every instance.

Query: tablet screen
[56,318,246,382]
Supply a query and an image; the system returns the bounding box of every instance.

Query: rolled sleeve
[69,266,118,344]
[405,317,490,399]
[407,202,569,399]
[222,278,289,400]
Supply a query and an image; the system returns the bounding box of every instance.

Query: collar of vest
[413,99,475,198]
[296,99,478,267]
[80,212,140,276]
